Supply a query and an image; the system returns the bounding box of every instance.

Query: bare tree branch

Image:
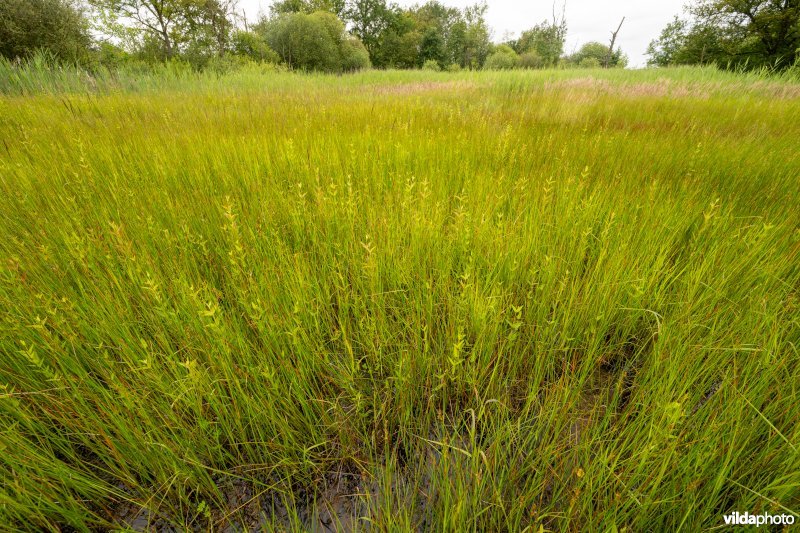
[605,16,624,68]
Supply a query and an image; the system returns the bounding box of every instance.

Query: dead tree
[605,17,625,68]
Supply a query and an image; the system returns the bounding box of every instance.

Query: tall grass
[3,50,799,96]
[0,66,798,531]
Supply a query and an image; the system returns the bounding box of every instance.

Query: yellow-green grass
[1,67,799,531]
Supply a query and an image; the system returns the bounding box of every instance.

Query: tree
[183,0,239,61]
[345,0,390,58]
[647,17,728,66]
[513,19,567,67]
[605,16,624,68]
[256,10,369,71]
[270,0,307,15]
[378,28,422,68]
[419,27,446,66]
[646,16,691,66]
[0,0,92,62]
[89,0,238,62]
[270,0,346,19]
[457,2,490,68]
[649,1,799,69]
[362,0,490,69]
[90,0,184,58]
[411,0,462,65]
[693,0,799,66]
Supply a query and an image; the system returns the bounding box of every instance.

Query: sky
[237,0,689,67]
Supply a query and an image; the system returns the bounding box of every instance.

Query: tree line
[647,0,798,69]
[1,0,797,72]
[0,0,626,72]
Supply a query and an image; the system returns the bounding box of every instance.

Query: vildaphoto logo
[723,511,795,527]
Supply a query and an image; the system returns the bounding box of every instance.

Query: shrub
[484,45,519,70]
[231,31,280,64]
[93,42,130,69]
[422,59,441,71]
[261,12,339,71]
[341,37,371,71]
[519,51,543,69]
[579,57,601,68]
[569,41,628,68]
[257,11,369,73]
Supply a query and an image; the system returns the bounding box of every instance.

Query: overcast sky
[237,0,689,67]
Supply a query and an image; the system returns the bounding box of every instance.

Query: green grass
[1,66,799,531]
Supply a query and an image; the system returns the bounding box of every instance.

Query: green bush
[341,37,371,71]
[422,59,441,71]
[579,57,601,68]
[568,41,628,68]
[484,45,519,70]
[231,31,280,64]
[519,51,543,69]
[92,42,130,69]
[260,12,339,71]
[257,11,369,73]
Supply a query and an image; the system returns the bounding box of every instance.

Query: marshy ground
[0,66,799,531]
